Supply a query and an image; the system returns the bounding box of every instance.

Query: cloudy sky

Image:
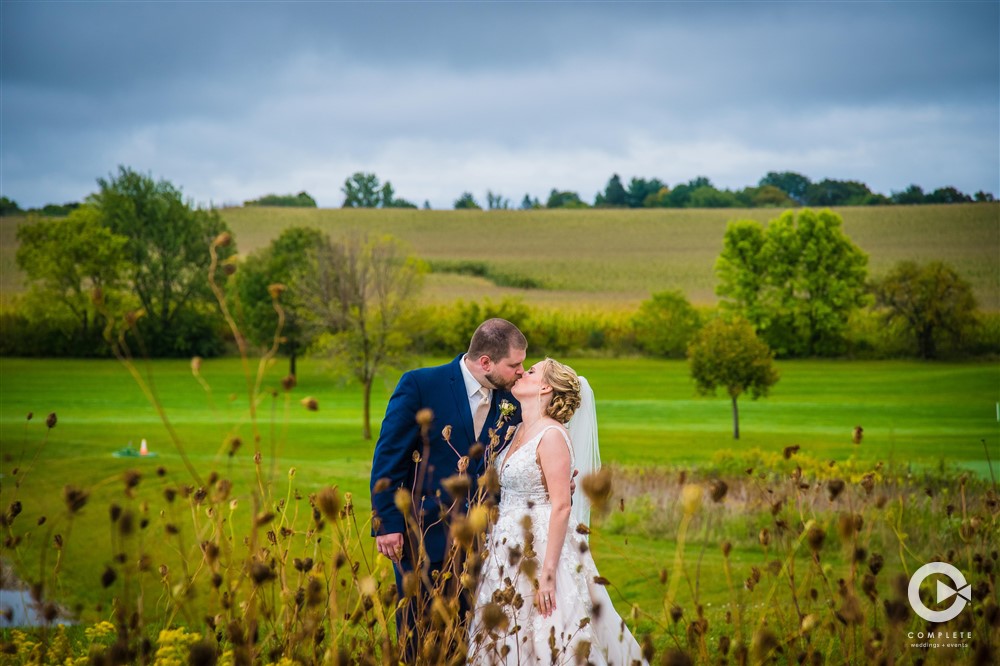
[2,1,997,209]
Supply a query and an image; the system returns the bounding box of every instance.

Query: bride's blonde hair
[542,358,582,424]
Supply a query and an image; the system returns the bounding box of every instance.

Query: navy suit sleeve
[370,371,421,537]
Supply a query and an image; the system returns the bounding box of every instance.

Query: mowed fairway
[2,203,997,309]
[1,356,996,619]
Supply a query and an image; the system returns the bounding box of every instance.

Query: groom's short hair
[468,318,527,362]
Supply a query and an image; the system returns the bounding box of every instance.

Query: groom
[370,318,527,643]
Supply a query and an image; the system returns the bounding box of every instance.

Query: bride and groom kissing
[370,318,646,664]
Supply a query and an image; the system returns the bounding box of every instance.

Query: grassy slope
[2,204,997,309]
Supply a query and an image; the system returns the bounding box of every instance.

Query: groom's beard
[485,371,516,391]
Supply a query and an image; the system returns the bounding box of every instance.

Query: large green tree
[872,260,978,359]
[687,316,779,439]
[15,206,130,349]
[232,226,325,377]
[89,166,234,356]
[716,209,868,356]
[294,233,425,439]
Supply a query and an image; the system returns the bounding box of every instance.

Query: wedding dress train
[468,425,646,665]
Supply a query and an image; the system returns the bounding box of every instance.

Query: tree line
[3,169,993,216]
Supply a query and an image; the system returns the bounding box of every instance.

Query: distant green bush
[243,191,317,207]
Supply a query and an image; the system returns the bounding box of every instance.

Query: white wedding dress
[467,424,646,665]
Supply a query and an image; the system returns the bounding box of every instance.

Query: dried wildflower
[441,424,453,441]
[101,566,117,588]
[826,479,845,501]
[709,479,728,503]
[783,445,800,459]
[62,485,88,513]
[681,484,703,515]
[806,523,826,552]
[662,649,693,666]
[751,628,779,663]
[837,512,861,540]
[852,425,864,444]
[45,412,57,429]
[837,594,863,624]
[862,574,877,601]
[281,374,297,391]
[758,529,771,547]
[300,397,318,411]
[801,613,819,633]
[393,488,412,514]
[118,510,134,536]
[255,511,275,527]
[722,541,732,557]
[670,605,683,623]
[25,412,33,421]
[442,474,471,499]
[213,232,232,248]
[478,467,500,495]
[123,469,141,493]
[883,598,909,624]
[201,541,220,565]
[267,283,286,300]
[415,408,434,427]
[250,561,275,585]
[316,487,342,522]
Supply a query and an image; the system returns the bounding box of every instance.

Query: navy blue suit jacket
[370,355,521,563]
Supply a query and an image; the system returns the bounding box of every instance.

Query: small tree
[872,260,978,359]
[294,233,425,439]
[632,290,701,357]
[688,317,779,439]
[454,192,481,210]
[341,172,383,208]
[486,191,510,210]
[232,226,325,377]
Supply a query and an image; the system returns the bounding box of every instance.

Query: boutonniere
[497,399,516,423]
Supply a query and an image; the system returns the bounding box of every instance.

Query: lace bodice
[498,424,574,506]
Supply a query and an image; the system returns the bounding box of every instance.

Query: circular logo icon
[907,562,971,623]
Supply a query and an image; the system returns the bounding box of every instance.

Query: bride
[468,358,647,665]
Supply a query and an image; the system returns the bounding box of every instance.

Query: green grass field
[1,356,997,625]
[2,203,997,309]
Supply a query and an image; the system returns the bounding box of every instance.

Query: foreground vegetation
[1,356,998,663]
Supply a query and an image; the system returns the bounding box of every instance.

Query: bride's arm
[536,428,572,617]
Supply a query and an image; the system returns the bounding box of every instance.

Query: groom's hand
[376,533,404,562]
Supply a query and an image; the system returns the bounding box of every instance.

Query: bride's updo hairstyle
[542,358,582,424]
